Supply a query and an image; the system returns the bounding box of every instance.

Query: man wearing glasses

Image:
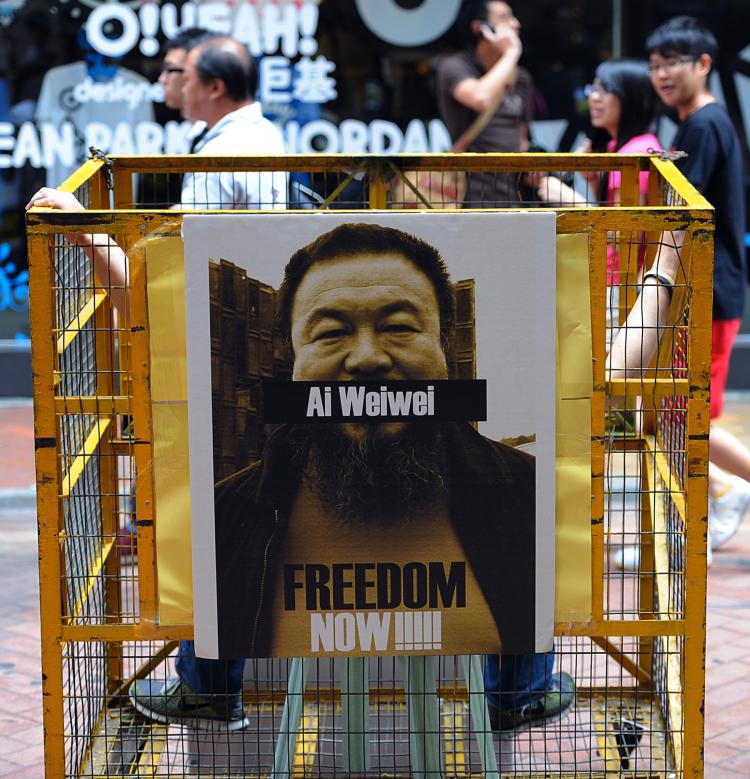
[158,28,210,115]
[647,16,750,547]
[157,28,216,170]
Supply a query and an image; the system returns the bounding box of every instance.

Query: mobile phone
[480,22,496,35]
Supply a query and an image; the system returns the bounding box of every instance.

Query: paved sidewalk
[0,399,42,778]
[0,396,749,776]
[0,509,43,778]
[703,396,750,778]
[0,399,35,511]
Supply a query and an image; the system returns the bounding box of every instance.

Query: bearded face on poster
[280,227,453,525]
[181,213,557,660]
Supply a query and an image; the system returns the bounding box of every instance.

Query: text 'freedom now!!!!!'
[262,380,487,423]
[285,561,464,653]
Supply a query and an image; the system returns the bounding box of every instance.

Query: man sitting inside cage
[129,221,574,732]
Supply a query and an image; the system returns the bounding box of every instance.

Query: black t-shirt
[673,103,746,320]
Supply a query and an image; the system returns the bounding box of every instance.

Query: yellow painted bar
[68,539,115,621]
[442,702,468,777]
[638,446,656,682]
[112,165,134,210]
[54,395,131,415]
[607,377,690,397]
[682,219,713,779]
[60,417,111,498]
[292,706,320,775]
[590,228,607,621]
[57,158,105,193]
[80,774,668,779]
[619,164,640,207]
[650,156,712,209]
[617,165,641,326]
[240,685,653,706]
[58,617,685,643]
[650,440,687,522]
[126,237,159,627]
[134,728,169,775]
[105,151,649,174]
[28,232,67,779]
[643,434,688,771]
[27,205,711,230]
[369,179,388,209]
[592,707,623,771]
[75,707,110,779]
[590,636,651,686]
[666,632,685,771]
[88,164,111,210]
[644,446,686,769]
[55,291,107,355]
[644,443,679,621]
[61,623,193,641]
[107,641,179,702]
[35,205,704,222]
[93,292,124,696]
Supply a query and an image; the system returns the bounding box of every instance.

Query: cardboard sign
[182,212,557,658]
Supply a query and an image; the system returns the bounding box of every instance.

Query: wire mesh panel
[27,152,712,778]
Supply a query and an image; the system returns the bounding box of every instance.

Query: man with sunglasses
[647,16,750,548]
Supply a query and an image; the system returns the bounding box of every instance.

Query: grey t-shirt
[436,51,533,206]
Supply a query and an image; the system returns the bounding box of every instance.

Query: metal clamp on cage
[647,148,688,162]
[88,146,114,191]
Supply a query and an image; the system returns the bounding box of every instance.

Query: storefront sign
[2,0,456,173]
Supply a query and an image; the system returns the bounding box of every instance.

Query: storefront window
[1,0,748,348]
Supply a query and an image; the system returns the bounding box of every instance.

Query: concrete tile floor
[703,397,750,777]
[0,508,43,778]
[1,396,749,777]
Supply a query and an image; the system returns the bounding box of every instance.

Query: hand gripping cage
[27,152,713,778]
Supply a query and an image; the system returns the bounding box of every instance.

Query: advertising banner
[181,211,557,658]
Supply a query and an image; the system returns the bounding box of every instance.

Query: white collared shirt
[180,103,287,210]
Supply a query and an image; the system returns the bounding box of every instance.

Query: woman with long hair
[583,59,661,202]
[536,58,661,208]
[534,60,661,331]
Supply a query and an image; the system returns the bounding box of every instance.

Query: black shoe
[489,671,575,732]
[129,677,249,731]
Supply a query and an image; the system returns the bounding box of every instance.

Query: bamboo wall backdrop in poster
[183,211,556,659]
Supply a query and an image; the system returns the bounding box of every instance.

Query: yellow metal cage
[27,152,712,778]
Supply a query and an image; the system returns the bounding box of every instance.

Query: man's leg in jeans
[485,651,554,709]
[176,640,245,696]
[484,649,574,731]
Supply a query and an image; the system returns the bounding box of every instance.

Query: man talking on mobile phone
[436,1,533,206]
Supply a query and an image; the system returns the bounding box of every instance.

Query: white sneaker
[709,478,750,550]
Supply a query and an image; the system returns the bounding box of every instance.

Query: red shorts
[711,318,741,419]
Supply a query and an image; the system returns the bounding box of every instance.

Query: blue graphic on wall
[0,242,29,313]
